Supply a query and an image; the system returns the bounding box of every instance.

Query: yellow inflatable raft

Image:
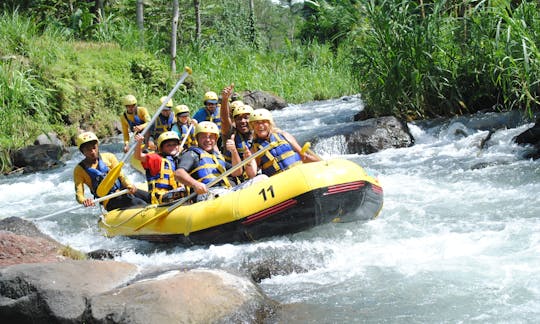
[98,158,383,245]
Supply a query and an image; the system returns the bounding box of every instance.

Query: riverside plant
[0,11,356,173]
[350,0,540,120]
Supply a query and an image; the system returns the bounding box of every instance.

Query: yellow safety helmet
[230,100,244,111]
[160,96,173,108]
[123,94,137,106]
[203,91,219,104]
[76,131,99,149]
[156,131,180,150]
[195,121,220,136]
[173,104,190,115]
[232,104,254,118]
[249,108,274,124]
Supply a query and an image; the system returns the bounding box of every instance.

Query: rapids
[2,95,539,322]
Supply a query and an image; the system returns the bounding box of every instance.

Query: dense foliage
[350,0,540,119]
[1,0,539,172]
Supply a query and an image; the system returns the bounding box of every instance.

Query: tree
[171,0,179,74]
[194,0,201,43]
[248,0,257,48]
[136,0,144,46]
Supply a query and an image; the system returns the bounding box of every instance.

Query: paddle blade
[96,161,124,197]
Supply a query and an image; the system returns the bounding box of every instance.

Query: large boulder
[34,132,64,146]
[92,269,275,323]
[345,116,414,154]
[0,260,139,323]
[0,217,277,323]
[241,90,288,111]
[0,261,275,323]
[0,217,66,267]
[10,144,67,173]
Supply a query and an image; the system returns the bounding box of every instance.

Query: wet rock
[0,260,138,323]
[10,144,67,173]
[92,269,276,323]
[513,119,540,159]
[0,231,64,267]
[0,262,276,323]
[0,218,277,323]
[34,132,64,146]
[0,217,57,241]
[346,116,414,154]
[241,90,288,111]
[86,248,123,260]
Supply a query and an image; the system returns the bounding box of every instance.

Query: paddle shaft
[178,123,194,152]
[133,144,272,231]
[122,67,192,163]
[35,189,130,221]
[96,67,192,197]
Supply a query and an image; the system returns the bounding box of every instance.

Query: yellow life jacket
[146,155,178,204]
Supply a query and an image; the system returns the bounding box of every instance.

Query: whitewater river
[2,96,540,323]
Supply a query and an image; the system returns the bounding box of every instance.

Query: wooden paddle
[96,66,192,197]
[133,145,272,231]
[35,188,130,221]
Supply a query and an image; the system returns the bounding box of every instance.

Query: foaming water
[2,96,540,322]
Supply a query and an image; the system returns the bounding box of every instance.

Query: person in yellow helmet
[175,121,249,202]
[245,109,320,178]
[73,131,150,211]
[120,94,151,153]
[219,84,253,183]
[145,96,176,151]
[192,91,222,130]
[134,131,186,204]
[171,104,198,151]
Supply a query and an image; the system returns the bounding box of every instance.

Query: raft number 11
[258,185,275,201]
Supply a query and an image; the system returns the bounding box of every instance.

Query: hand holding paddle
[96,66,192,197]
[300,142,323,162]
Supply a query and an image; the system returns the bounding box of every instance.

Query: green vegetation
[1,0,539,173]
[349,0,540,119]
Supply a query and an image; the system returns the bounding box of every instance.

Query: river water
[2,96,540,323]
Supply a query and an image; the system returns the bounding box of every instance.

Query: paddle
[133,144,272,231]
[301,142,323,161]
[96,66,192,197]
[178,124,194,153]
[35,188,130,221]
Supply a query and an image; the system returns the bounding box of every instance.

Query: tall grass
[0,11,355,172]
[351,0,540,119]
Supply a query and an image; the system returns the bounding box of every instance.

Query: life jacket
[223,129,252,163]
[145,155,179,204]
[252,132,302,177]
[79,156,122,198]
[188,147,231,188]
[222,130,252,184]
[124,107,143,131]
[173,122,197,149]
[151,113,174,139]
[199,107,222,130]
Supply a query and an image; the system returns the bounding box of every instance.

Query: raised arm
[220,83,235,137]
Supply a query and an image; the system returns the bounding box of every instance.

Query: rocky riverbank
[0,217,277,323]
